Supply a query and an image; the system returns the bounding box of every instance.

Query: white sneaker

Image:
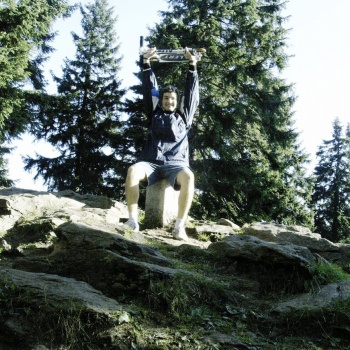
[124,219,139,233]
[173,227,188,241]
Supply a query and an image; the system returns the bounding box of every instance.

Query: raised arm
[142,47,159,122]
[180,47,199,127]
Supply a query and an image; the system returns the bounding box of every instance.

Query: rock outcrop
[1,187,350,349]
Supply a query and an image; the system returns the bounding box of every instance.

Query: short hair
[160,85,180,104]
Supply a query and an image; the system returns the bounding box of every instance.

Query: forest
[0,0,349,242]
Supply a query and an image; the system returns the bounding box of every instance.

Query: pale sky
[5,0,350,190]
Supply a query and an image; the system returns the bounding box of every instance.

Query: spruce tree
[312,118,350,242]
[125,0,313,225]
[0,0,71,186]
[25,0,125,196]
[0,0,70,125]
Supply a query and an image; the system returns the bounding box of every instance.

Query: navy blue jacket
[138,63,199,166]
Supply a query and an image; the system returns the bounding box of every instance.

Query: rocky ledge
[0,187,349,349]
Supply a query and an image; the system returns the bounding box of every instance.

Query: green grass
[306,261,350,292]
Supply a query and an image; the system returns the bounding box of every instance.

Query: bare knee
[176,169,194,187]
[126,164,147,184]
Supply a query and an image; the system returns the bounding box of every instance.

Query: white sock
[129,213,138,224]
[175,218,185,229]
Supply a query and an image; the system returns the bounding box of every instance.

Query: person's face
[162,91,177,112]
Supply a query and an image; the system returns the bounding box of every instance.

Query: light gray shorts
[137,161,191,191]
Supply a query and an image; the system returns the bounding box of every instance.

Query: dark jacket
[138,63,199,166]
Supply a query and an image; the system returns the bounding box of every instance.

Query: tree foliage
[24,0,125,196]
[0,0,71,126]
[0,0,71,186]
[312,118,350,242]
[125,0,313,226]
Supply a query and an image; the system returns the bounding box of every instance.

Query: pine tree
[312,118,350,242]
[0,0,70,125]
[0,0,71,185]
[24,0,125,196]
[125,0,313,225]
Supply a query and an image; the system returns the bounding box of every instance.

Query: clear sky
[5,0,350,190]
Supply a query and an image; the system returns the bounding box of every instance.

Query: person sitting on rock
[124,46,200,241]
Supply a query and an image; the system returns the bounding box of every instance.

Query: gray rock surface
[1,188,350,349]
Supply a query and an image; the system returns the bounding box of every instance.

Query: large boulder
[0,267,125,314]
[0,187,128,236]
[242,222,350,264]
[208,234,316,271]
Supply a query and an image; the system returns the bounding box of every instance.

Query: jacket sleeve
[180,64,199,128]
[142,63,159,123]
